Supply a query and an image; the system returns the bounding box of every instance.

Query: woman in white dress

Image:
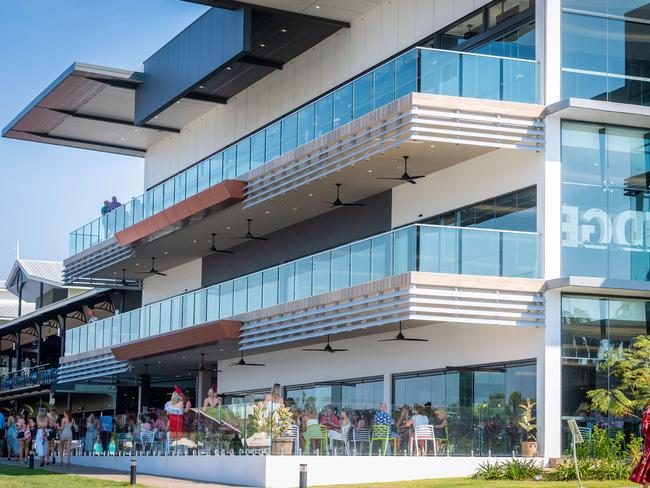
[59,410,75,466]
[35,408,49,467]
[84,414,98,454]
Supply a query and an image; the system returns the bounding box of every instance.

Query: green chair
[436,426,450,455]
[304,424,328,455]
[369,424,397,455]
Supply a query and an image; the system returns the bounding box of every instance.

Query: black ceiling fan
[120,268,128,286]
[230,351,266,367]
[377,156,424,185]
[303,335,348,353]
[231,219,268,241]
[135,257,167,277]
[208,233,234,254]
[323,183,364,208]
[186,353,222,373]
[378,321,428,342]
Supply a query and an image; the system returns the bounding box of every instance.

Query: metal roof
[0,300,35,320]
[5,258,64,302]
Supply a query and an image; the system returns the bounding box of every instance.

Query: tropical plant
[551,458,632,481]
[270,405,294,439]
[518,399,537,441]
[587,334,650,417]
[472,461,503,480]
[472,459,543,481]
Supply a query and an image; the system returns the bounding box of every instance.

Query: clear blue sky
[0,0,209,278]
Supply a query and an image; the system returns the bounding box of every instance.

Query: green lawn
[318,480,634,488]
[0,464,143,488]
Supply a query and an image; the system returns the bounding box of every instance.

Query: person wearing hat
[203,385,220,408]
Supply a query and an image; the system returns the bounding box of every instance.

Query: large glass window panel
[278,263,295,304]
[143,191,154,220]
[265,122,281,161]
[194,289,207,325]
[315,94,333,137]
[206,286,220,322]
[250,132,266,169]
[331,246,351,291]
[160,300,171,333]
[440,11,484,50]
[373,61,394,109]
[295,257,312,299]
[461,54,501,100]
[420,50,460,97]
[562,13,608,73]
[333,84,353,128]
[149,303,161,337]
[86,323,95,352]
[281,113,298,154]
[262,268,279,308]
[103,318,111,347]
[502,58,538,103]
[395,49,418,98]
[460,228,500,276]
[233,278,248,315]
[219,282,234,319]
[247,273,263,311]
[353,73,373,118]
[163,179,175,209]
[209,153,223,185]
[312,252,331,295]
[236,139,251,175]
[501,232,538,278]
[182,293,195,327]
[112,315,121,346]
[185,165,198,198]
[132,195,144,224]
[174,173,186,204]
[223,146,237,179]
[297,104,315,147]
[371,233,392,279]
[197,160,210,193]
[350,239,371,286]
[79,326,88,354]
[393,226,416,274]
[170,296,182,330]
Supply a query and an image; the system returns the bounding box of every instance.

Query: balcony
[67,47,539,257]
[0,364,58,393]
[65,223,539,357]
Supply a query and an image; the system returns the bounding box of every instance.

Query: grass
[0,463,144,488]
[318,479,635,488]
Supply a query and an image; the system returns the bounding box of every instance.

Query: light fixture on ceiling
[199,85,205,89]
[265,210,270,214]
[367,169,373,173]
[176,101,181,104]
[259,43,266,48]
[315,5,320,8]
[226,67,232,70]
[281,28,287,33]
[193,240,197,243]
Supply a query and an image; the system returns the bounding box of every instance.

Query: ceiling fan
[208,233,234,254]
[323,183,364,208]
[377,156,424,185]
[230,351,266,367]
[120,268,128,286]
[231,219,268,241]
[302,335,348,353]
[378,321,428,342]
[135,257,167,277]
[186,353,222,374]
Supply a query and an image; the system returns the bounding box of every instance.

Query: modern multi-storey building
[3,0,650,485]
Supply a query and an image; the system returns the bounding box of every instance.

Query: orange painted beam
[115,179,246,246]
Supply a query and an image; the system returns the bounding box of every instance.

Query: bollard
[29,452,34,469]
[130,459,137,485]
[299,463,307,488]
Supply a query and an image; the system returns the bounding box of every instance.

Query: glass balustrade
[65,224,539,356]
[68,48,539,256]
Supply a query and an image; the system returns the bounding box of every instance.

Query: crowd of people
[0,407,77,467]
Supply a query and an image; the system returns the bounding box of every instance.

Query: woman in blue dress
[6,415,19,461]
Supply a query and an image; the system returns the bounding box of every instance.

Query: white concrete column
[539,0,563,105]
[383,373,391,406]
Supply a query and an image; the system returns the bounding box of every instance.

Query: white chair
[352,428,370,455]
[412,425,437,456]
[139,430,155,454]
[283,424,300,455]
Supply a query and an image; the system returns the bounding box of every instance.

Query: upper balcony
[63,223,540,358]
[67,47,540,262]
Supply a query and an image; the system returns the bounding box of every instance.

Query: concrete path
[0,459,253,488]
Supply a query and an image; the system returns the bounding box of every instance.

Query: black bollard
[130,459,137,485]
[299,463,307,488]
[29,452,34,469]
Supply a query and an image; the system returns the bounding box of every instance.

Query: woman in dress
[203,385,220,408]
[59,410,75,466]
[6,415,18,461]
[630,404,650,487]
[35,408,49,467]
[84,414,98,454]
[165,386,185,444]
[46,409,58,465]
[16,414,30,465]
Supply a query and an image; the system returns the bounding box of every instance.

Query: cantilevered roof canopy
[3,6,348,155]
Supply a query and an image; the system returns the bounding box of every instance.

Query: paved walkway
[0,459,252,488]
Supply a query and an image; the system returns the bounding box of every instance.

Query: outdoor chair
[328,423,351,455]
[283,424,300,455]
[577,426,592,442]
[138,430,155,454]
[411,425,437,456]
[352,428,370,455]
[436,426,451,455]
[304,424,328,455]
[369,425,397,456]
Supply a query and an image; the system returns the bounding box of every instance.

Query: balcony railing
[65,224,539,356]
[68,47,539,256]
[0,364,58,392]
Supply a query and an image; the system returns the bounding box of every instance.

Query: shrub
[550,458,632,481]
[472,459,543,481]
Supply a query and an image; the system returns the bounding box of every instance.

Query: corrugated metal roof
[15,259,63,285]
[0,300,35,320]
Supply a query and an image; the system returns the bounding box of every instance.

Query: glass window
[331,246,351,291]
[247,273,263,311]
[373,61,394,109]
[197,160,210,193]
[174,173,186,204]
[353,72,373,118]
[262,268,278,308]
[250,132,266,169]
[281,113,298,154]
[160,299,171,333]
[163,179,175,209]
[333,84,353,128]
[420,49,460,97]
[312,252,331,295]
[233,277,247,315]
[265,122,281,161]
[297,104,315,147]
[209,153,223,185]
[182,293,195,327]
[223,146,237,179]
[194,289,207,324]
[440,11,484,50]
[350,239,371,285]
[186,165,198,197]
[393,226,416,274]
[219,281,234,318]
[236,139,251,175]
[152,185,163,213]
[315,94,333,137]
[295,257,312,299]
[206,285,220,322]
[488,0,532,28]
[371,233,392,279]
[171,296,182,330]
[278,262,295,304]
[395,49,418,98]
